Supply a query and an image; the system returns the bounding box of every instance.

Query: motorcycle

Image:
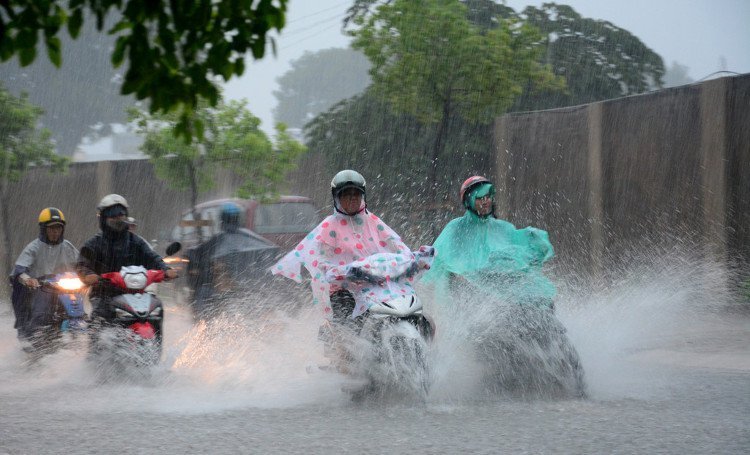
[85,242,181,370]
[24,273,88,356]
[453,269,586,398]
[89,266,167,367]
[318,246,436,400]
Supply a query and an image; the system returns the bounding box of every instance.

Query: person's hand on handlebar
[82,274,100,286]
[19,274,40,289]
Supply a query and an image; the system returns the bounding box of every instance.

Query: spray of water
[426,249,743,402]
[0,252,743,413]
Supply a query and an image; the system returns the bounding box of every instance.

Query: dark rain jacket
[187,227,279,300]
[77,230,169,299]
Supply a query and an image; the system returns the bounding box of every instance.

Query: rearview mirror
[165,242,182,256]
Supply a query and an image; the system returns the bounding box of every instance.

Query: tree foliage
[348,0,562,205]
[0,83,68,274]
[663,61,694,88]
[0,18,134,156]
[346,1,665,111]
[306,89,495,243]
[350,0,560,125]
[129,99,306,220]
[512,2,665,109]
[0,84,67,182]
[273,47,370,130]
[0,0,288,143]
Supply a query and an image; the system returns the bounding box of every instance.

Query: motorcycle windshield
[325,247,433,318]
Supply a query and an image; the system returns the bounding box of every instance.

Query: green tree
[512,2,665,110]
[0,18,135,156]
[0,83,68,274]
[347,1,665,110]
[273,47,371,130]
[350,0,561,194]
[305,89,494,243]
[129,99,306,240]
[663,61,694,88]
[1,0,288,142]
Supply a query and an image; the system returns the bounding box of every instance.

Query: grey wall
[494,74,750,275]
[0,160,242,270]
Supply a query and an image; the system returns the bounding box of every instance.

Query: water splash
[0,253,743,413]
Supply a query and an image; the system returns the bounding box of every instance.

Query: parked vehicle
[171,196,320,252]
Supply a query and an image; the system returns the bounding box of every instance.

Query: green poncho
[424,209,556,307]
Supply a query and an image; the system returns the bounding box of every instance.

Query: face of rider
[101,204,129,232]
[474,194,493,216]
[45,224,64,243]
[105,213,129,232]
[338,187,363,216]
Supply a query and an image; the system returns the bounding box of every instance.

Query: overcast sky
[223,0,750,134]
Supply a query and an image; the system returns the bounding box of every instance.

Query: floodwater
[0,258,748,454]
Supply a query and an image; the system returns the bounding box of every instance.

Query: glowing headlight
[57,277,84,291]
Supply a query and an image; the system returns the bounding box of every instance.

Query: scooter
[454,270,586,398]
[25,273,88,355]
[87,242,181,368]
[39,273,88,333]
[91,266,167,366]
[318,246,436,399]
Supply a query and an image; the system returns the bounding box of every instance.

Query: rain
[0,1,749,453]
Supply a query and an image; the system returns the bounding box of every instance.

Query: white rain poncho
[271,210,411,317]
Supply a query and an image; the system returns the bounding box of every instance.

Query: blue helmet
[220,202,242,231]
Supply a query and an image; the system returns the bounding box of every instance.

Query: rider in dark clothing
[77,194,175,321]
[187,202,279,315]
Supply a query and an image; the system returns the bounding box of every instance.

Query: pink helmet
[459,175,491,206]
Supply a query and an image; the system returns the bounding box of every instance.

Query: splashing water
[0,253,746,418]
[426,250,747,402]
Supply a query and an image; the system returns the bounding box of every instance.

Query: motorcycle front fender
[389,319,422,340]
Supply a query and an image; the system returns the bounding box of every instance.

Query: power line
[286,0,352,25]
[695,70,741,82]
[281,11,348,39]
[281,21,347,51]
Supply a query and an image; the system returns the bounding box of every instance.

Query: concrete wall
[494,74,750,274]
[0,160,242,272]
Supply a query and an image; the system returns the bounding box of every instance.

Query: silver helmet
[97,194,129,212]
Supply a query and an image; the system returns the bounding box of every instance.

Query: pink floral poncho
[270,210,412,318]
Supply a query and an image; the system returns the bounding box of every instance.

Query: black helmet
[331,170,366,215]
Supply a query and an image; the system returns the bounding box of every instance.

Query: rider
[77,194,176,322]
[187,201,279,314]
[424,175,556,308]
[271,170,411,322]
[9,208,79,341]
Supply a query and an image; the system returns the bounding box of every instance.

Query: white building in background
[73,125,146,162]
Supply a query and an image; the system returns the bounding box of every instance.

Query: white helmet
[97,194,129,212]
[330,170,366,196]
[331,170,366,215]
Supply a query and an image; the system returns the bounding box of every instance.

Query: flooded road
[1,261,748,454]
